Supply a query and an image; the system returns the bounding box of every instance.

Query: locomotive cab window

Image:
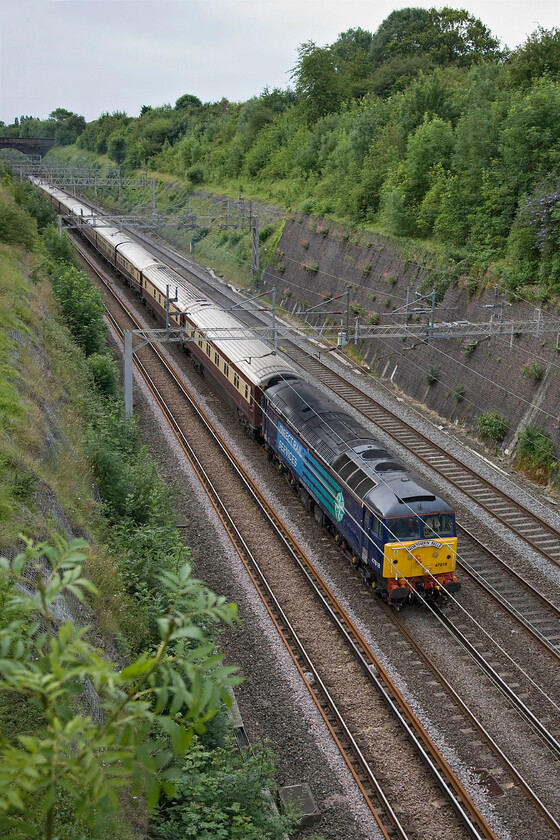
[390,517,421,541]
[423,513,454,538]
[367,510,384,539]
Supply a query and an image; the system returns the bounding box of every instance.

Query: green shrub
[13,181,56,231]
[302,259,319,274]
[425,365,440,385]
[462,338,477,357]
[187,164,205,184]
[87,352,119,397]
[258,225,275,242]
[522,361,543,382]
[0,202,38,250]
[0,539,239,840]
[151,739,294,840]
[516,424,557,482]
[350,303,367,317]
[451,384,466,402]
[49,264,107,356]
[43,223,75,263]
[192,226,211,243]
[476,411,509,445]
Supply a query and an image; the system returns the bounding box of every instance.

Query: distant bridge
[0,136,55,158]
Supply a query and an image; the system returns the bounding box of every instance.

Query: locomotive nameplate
[409,540,443,550]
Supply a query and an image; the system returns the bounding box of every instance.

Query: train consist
[33,178,460,605]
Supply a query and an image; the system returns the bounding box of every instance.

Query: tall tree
[369,7,501,69]
[291,41,342,123]
[369,7,431,66]
[506,27,560,87]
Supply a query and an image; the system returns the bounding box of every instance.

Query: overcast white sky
[0,0,558,124]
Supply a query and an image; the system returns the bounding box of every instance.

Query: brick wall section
[262,215,560,454]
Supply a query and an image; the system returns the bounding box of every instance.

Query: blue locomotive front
[262,378,459,604]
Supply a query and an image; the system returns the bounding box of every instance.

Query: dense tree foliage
[369,6,500,68]
[5,10,560,298]
[0,538,241,840]
[0,108,86,145]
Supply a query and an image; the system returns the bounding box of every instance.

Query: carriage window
[390,517,421,541]
[214,352,220,366]
[223,363,229,377]
[206,342,211,356]
[233,373,240,389]
[245,384,249,400]
[423,514,454,537]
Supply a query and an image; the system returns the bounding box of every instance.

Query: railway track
[77,212,560,669]
[74,239,504,840]
[386,604,560,836]
[458,522,560,659]
[65,212,560,838]
[97,226,560,659]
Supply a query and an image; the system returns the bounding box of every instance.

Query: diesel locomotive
[33,178,460,605]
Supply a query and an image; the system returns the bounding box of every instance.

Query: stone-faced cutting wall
[262,214,560,455]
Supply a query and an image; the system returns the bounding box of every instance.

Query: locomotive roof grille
[361,449,390,460]
[348,474,377,496]
[333,453,352,472]
[398,494,437,503]
[375,461,406,472]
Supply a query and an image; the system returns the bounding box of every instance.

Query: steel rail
[457,523,560,660]
[389,605,560,835]
[74,238,499,840]
[73,243,417,839]
[432,606,560,761]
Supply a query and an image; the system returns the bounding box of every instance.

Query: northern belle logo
[334,491,345,522]
[276,422,345,523]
